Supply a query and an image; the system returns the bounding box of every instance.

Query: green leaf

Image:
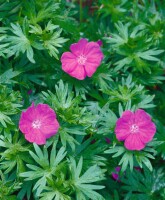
[105,145,155,172]
[20,143,66,196]
[0,69,21,84]
[136,49,164,62]
[69,157,105,200]
[7,22,35,63]
[43,21,68,59]
[121,168,165,199]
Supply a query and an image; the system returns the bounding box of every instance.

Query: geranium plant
[0,0,165,200]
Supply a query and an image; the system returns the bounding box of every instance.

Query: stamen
[32,120,41,129]
[77,54,87,65]
[130,124,139,133]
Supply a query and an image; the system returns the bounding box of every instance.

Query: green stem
[79,0,83,23]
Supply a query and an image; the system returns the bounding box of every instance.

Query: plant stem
[79,0,83,23]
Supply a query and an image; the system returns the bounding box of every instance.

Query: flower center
[77,54,87,65]
[130,124,139,133]
[32,120,41,129]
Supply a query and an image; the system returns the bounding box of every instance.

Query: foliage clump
[0,0,165,199]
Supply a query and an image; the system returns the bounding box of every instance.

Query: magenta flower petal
[68,65,86,80]
[19,120,33,135]
[61,52,77,73]
[115,119,131,141]
[83,42,103,57]
[84,63,98,77]
[20,103,37,122]
[70,38,88,56]
[134,166,141,172]
[27,90,32,95]
[35,104,56,117]
[138,122,156,143]
[115,109,156,151]
[40,120,59,138]
[25,132,46,145]
[19,103,59,145]
[134,109,151,124]
[120,110,134,124]
[105,137,111,144]
[96,40,103,46]
[115,166,121,172]
[112,166,121,182]
[112,173,119,181]
[115,129,130,141]
[124,134,145,150]
[61,38,103,80]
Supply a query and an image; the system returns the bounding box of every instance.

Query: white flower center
[32,120,41,129]
[77,54,87,65]
[130,124,139,133]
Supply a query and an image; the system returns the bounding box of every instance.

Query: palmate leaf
[59,126,86,151]
[92,63,114,91]
[77,140,107,168]
[136,95,155,109]
[105,22,130,47]
[17,181,33,200]
[0,0,21,21]
[72,133,108,168]
[97,103,118,133]
[103,74,155,109]
[40,190,71,200]
[136,49,164,62]
[0,170,21,200]
[42,80,77,112]
[99,0,127,21]
[20,142,67,196]
[43,24,68,59]
[121,167,165,200]
[0,133,30,175]
[6,21,35,63]
[22,0,60,24]
[105,146,133,172]
[30,21,68,59]
[105,146,156,172]
[0,69,21,84]
[0,112,13,128]
[135,71,165,85]
[0,34,9,57]
[105,22,146,50]
[39,177,71,200]
[69,157,105,200]
[0,85,22,128]
[156,121,165,159]
[105,21,164,73]
[132,48,164,74]
[41,80,84,124]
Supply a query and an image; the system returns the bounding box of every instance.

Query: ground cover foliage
[0,0,165,199]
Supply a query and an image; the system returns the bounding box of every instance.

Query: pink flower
[115,166,121,172]
[112,173,120,181]
[96,40,103,46]
[19,103,59,145]
[134,166,141,172]
[111,166,121,182]
[115,109,156,151]
[61,38,104,80]
[105,137,111,144]
[27,89,32,95]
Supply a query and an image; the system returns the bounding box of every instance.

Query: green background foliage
[0,0,165,199]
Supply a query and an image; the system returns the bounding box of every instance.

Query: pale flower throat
[130,124,139,133]
[77,54,87,65]
[32,119,42,129]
